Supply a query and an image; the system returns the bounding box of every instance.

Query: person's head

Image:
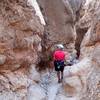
[56,44,64,50]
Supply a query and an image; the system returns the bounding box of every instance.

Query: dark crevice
[75,28,88,57]
[36,32,53,71]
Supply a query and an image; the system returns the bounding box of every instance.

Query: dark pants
[54,60,64,72]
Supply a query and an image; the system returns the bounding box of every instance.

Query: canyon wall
[79,0,100,99]
[37,0,82,69]
[0,0,100,100]
[0,0,44,99]
[64,0,100,100]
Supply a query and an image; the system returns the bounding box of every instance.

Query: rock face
[63,57,92,99]
[78,0,100,100]
[38,0,75,42]
[0,0,44,99]
[37,0,77,55]
[37,0,84,70]
[0,0,100,100]
[0,0,44,70]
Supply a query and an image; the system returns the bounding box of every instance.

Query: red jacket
[53,50,65,61]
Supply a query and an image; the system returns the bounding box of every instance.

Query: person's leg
[61,71,63,80]
[61,66,64,82]
[57,71,60,83]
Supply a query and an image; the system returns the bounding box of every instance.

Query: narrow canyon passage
[0,0,100,100]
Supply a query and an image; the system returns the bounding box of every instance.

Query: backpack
[56,61,64,69]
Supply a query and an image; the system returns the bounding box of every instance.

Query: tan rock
[78,0,100,100]
[0,55,6,65]
[63,76,82,96]
[0,0,44,99]
[38,0,76,55]
[0,0,44,71]
[92,43,100,67]
[64,57,92,97]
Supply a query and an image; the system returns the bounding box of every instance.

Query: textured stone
[0,0,100,100]
[0,0,44,71]
[0,55,6,65]
[28,64,41,82]
[27,84,46,100]
[64,57,92,97]
[78,0,100,100]
[92,43,100,67]
[38,0,76,54]
[0,70,30,100]
[0,0,44,99]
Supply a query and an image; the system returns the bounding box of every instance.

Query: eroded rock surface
[0,0,100,100]
[37,0,77,55]
[0,0,44,99]
[78,0,100,100]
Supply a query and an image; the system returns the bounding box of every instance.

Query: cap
[56,44,64,49]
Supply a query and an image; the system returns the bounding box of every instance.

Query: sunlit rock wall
[0,0,44,99]
[79,0,100,100]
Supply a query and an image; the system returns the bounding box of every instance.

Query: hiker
[53,44,68,83]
